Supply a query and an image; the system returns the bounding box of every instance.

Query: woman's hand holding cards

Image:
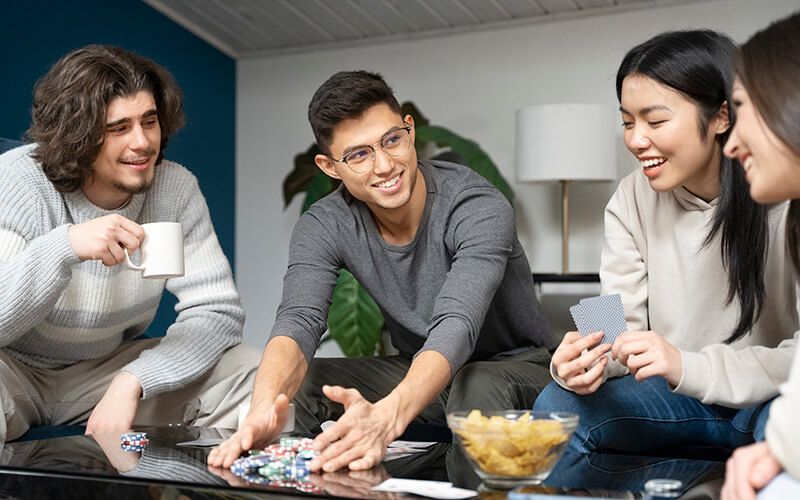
[552,331,611,395]
[611,331,682,386]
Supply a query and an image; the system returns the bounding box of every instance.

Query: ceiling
[144,0,710,59]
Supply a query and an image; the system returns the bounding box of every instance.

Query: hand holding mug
[68,215,144,266]
[124,222,184,279]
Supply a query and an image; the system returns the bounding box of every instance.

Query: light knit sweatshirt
[766,327,800,478]
[553,170,798,408]
[0,145,245,398]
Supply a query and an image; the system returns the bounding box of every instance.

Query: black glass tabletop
[0,426,725,499]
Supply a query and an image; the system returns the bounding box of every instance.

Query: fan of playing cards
[569,294,628,346]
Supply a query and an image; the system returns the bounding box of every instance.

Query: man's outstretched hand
[207,394,291,468]
[307,385,401,473]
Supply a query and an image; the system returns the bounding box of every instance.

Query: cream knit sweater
[0,145,245,398]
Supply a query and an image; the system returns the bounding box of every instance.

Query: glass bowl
[446,410,579,488]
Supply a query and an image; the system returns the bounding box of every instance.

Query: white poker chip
[644,478,683,496]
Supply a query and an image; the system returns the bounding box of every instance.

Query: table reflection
[0,426,726,499]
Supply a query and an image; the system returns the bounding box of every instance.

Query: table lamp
[515,103,617,274]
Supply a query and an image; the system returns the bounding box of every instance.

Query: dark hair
[308,71,401,155]
[617,30,769,344]
[735,12,800,271]
[26,45,185,192]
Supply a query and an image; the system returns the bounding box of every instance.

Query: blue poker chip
[120,444,145,452]
[121,432,147,442]
[296,449,318,460]
[284,464,309,478]
[241,473,271,484]
[232,455,273,473]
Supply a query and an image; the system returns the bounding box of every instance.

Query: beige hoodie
[552,170,799,408]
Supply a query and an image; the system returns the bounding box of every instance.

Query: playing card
[569,304,587,335]
[578,294,627,346]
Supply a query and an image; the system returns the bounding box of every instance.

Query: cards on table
[570,294,627,346]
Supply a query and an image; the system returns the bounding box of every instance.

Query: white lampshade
[515,103,617,183]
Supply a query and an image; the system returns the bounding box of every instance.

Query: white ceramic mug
[124,222,185,279]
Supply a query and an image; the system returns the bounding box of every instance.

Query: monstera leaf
[326,270,383,357]
[283,143,340,210]
[415,125,514,203]
[281,101,511,357]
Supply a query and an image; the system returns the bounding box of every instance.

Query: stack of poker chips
[229,437,322,493]
[120,432,149,452]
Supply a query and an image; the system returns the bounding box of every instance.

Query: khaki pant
[0,339,261,442]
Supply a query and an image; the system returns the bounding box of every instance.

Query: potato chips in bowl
[446,410,578,488]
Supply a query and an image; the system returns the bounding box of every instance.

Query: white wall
[236,0,799,348]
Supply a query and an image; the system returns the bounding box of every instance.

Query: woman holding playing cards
[720,12,800,500]
[533,28,798,455]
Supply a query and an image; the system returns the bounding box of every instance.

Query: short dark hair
[307,71,401,155]
[617,30,769,344]
[735,12,800,272]
[26,45,186,192]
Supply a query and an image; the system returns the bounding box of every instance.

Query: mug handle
[123,248,145,271]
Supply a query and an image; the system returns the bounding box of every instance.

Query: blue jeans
[532,375,773,454]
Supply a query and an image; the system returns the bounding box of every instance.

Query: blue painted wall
[0,0,236,337]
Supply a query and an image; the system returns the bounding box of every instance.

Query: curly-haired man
[0,45,259,440]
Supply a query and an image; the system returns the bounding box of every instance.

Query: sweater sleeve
[417,186,515,374]
[674,335,797,408]
[0,175,82,347]
[122,178,245,398]
[268,211,341,366]
[765,343,800,479]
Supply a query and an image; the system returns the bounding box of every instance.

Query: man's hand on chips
[308,385,401,472]
[207,394,291,468]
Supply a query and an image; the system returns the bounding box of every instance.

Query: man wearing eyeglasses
[209,71,557,472]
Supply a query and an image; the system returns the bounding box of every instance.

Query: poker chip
[296,449,318,460]
[240,473,271,485]
[236,437,320,484]
[279,437,302,447]
[284,463,309,479]
[120,444,145,452]
[121,439,149,446]
[258,462,284,475]
[296,484,323,493]
[121,432,147,442]
[230,454,274,474]
[644,479,683,497]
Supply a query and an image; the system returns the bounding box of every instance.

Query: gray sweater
[0,145,245,398]
[270,160,556,373]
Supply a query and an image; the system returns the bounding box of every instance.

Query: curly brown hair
[26,45,186,192]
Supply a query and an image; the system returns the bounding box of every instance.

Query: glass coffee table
[0,425,725,499]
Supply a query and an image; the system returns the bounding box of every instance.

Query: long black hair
[735,12,800,272]
[617,30,769,344]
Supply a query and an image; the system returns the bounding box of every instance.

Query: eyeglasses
[330,124,413,174]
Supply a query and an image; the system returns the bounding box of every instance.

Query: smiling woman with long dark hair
[533,28,798,456]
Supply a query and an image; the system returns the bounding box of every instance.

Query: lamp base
[561,180,570,275]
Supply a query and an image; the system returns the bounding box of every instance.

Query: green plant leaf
[326,270,384,357]
[283,144,322,209]
[301,171,338,213]
[415,125,514,203]
[401,101,430,127]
